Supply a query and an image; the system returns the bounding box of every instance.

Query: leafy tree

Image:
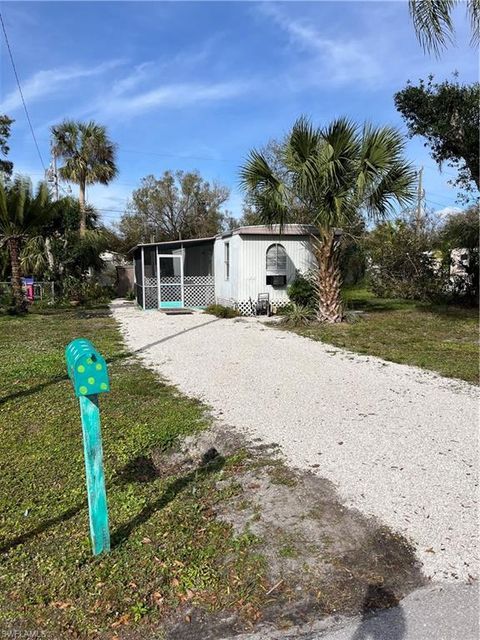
[395,76,480,195]
[0,177,55,312]
[20,198,105,282]
[408,0,479,55]
[51,120,118,237]
[440,206,479,302]
[366,218,444,301]
[120,170,231,245]
[240,117,416,322]
[0,115,14,177]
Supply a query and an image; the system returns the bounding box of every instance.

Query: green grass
[288,287,479,384]
[0,307,266,637]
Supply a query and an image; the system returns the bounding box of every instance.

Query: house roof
[129,235,216,253]
[129,224,319,252]
[219,224,319,238]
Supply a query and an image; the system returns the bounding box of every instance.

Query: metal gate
[157,254,183,308]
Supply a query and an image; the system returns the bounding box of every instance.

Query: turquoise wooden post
[65,338,111,556]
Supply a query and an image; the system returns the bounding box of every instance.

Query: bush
[60,276,115,305]
[204,304,240,318]
[366,220,446,301]
[288,272,317,308]
[280,303,314,326]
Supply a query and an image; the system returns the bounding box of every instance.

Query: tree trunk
[79,180,86,238]
[312,230,343,323]
[8,237,24,312]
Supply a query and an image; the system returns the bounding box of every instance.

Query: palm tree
[409,0,479,55]
[51,120,118,237]
[240,117,416,323]
[0,177,54,312]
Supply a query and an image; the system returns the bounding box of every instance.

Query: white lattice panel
[234,299,290,316]
[144,277,157,287]
[160,284,182,302]
[184,286,215,307]
[159,276,181,284]
[184,276,214,285]
[144,287,158,309]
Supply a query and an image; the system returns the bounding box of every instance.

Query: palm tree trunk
[79,180,86,238]
[312,230,343,323]
[8,237,24,312]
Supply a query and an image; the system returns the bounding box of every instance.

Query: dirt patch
[146,427,426,639]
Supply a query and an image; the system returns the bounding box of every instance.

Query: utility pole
[416,166,424,234]
[46,142,59,201]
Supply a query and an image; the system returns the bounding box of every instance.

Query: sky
[0,1,478,227]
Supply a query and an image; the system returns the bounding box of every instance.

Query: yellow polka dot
[79,386,88,395]
[77,365,85,373]
[86,358,93,365]
[88,377,95,385]
[95,363,102,371]
[100,383,108,390]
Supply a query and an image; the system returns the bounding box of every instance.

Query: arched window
[266,243,287,286]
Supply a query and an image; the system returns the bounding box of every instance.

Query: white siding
[237,235,315,303]
[213,235,241,306]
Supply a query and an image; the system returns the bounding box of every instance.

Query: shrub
[366,220,446,301]
[280,303,314,326]
[60,276,114,305]
[204,304,240,318]
[288,272,317,308]
[125,289,136,301]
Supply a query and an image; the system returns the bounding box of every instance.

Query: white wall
[214,234,241,305]
[237,235,315,304]
[214,233,316,309]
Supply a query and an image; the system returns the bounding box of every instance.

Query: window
[224,242,230,280]
[266,243,287,286]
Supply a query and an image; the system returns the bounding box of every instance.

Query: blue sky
[1,1,478,225]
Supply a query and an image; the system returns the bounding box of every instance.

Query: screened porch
[133,238,215,310]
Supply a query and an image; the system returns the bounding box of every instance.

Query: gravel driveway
[112,301,479,583]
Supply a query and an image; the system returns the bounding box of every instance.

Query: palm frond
[364,162,417,220]
[467,0,480,46]
[409,0,457,55]
[239,150,291,228]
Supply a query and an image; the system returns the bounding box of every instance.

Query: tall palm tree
[409,0,479,55]
[240,117,416,323]
[51,120,118,237]
[0,177,54,312]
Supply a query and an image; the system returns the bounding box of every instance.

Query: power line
[0,10,46,172]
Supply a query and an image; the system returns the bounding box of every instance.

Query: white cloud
[96,80,249,119]
[260,4,382,86]
[0,59,124,112]
[435,206,463,219]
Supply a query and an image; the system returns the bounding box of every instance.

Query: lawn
[287,288,479,384]
[0,307,266,637]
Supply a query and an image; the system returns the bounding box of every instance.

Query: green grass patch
[287,287,479,384]
[0,307,266,636]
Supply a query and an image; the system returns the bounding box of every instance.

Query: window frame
[224,241,230,280]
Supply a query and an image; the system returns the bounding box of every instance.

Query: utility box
[65,338,110,398]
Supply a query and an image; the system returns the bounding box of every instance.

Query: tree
[0,115,14,177]
[51,120,117,237]
[121,170,231,245]
[0,177,55,312]
[240,117,416,322]
[20,197,104,282]
[395,76,480,195]
[440,205,479,302]
[408,0,479,55]
[366,218,444,301]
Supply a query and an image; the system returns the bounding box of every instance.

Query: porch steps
[162,308,194,315]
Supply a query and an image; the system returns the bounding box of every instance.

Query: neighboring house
[131,224,317,315]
